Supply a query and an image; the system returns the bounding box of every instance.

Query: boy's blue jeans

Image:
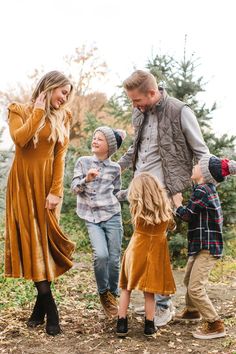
[85,213,123,296]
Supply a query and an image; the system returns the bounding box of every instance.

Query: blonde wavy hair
[31,71,74,147]
[128,172,175,228]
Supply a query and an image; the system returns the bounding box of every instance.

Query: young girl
[116,172,176,337]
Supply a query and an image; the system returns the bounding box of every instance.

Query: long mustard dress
[119,219,176,295]
[5,103,75,282]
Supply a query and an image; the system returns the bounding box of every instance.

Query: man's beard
[139,103,154,113]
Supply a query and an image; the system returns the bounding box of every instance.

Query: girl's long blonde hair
[31,70,74,147]
[128,172,174,227]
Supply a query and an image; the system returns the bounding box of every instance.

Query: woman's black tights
[34,280,51,295]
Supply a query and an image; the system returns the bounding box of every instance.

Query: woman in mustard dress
[5,71,75,335]
[116,172,176,337]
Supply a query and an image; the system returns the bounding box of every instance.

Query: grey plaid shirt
[71,155,121,223]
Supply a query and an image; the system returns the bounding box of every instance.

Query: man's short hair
[123,70,158,93]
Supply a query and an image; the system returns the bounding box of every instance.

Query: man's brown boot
[193,319,226,339]
[174,308,201,322]
[99,290,118,317]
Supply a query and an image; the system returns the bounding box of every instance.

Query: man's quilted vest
[132,92,194,195]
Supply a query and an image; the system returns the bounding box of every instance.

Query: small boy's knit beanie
[94,126,126,157]
[199,154,236,184]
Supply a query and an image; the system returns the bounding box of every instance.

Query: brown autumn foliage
[0,45,112,147]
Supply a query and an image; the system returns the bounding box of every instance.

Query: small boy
[71,126,126,318]
[172,154,236,340]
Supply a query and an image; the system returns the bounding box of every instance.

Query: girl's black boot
[116,316,128,337]
[27,295,46,327]
[144,317,156,336]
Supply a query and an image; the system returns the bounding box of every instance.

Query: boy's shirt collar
[92,155,110,166]
[192,182,217,192]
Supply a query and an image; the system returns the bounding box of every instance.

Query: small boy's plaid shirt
[71,155,121,223]
[176,183,223,257]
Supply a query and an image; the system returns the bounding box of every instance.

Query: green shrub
[60,212,90,253]
[168,232,188,268]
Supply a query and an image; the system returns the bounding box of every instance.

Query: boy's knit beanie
[199,154,236,184]
[94,126,126,157]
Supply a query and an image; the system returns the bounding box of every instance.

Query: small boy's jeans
[85,213,123,296]
[184,250,220,322]
[155,294,172,309]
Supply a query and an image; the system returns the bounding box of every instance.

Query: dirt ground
[0,256,236,354]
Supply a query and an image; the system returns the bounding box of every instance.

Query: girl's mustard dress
[119,219,176,294]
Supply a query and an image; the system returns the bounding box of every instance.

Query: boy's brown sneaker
[192,319,226,339]
[99,290,118,317]
[174,308,201,322]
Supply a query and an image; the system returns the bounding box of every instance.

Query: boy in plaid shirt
[71,126,126,318]
[172,154,236,340]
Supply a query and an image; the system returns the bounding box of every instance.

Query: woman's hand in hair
[34,92,46,110]
[45,193,61,210]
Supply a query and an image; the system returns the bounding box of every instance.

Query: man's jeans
[85,213,123,296]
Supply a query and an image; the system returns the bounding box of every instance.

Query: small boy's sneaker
[174,308,201,322]
[136,301,175,323]
[192,319,226,339]
[154,306,173,327]
[116,317,128,337]
[144,318,157,337]
[99,290,118,317]
[134,305,145,315]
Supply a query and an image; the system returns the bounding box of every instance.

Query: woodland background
[0,45,236,353]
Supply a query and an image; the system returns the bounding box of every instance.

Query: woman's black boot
[27,295,46,327]
[42,291,61,336]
